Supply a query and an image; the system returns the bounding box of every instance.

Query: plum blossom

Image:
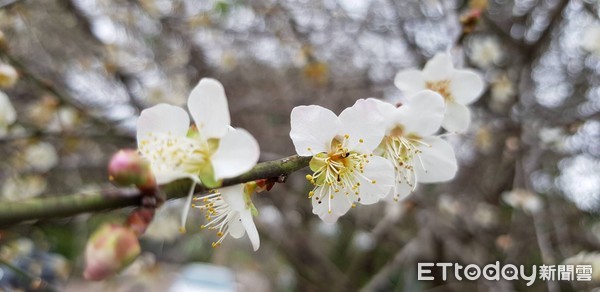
[489,74,515,112]
[370,91,458,201]
[193,183,260,251]
[582,24,600,56]
[136,78,260,231]
[0,90,16,137]
[290,99,395,222]
[23,142,59,172]
[394,53,485,132]
[1,175,48,201]
[502,189,543,214]
[0,63,18,89]
[468,37,503,68]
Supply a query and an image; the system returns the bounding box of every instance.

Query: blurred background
[0,0,599,291]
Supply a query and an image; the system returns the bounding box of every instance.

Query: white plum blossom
[468,37,503,68]
[0,91,16,137]
[47,107,79,132]
[1,175,48,201]
[582,24,600,56]
[290,99,395,223]
[395,53,485,133]
[143,202,182,242]
[193,183,260,251]
[23,142,59,172]
[563,252,600,281]
[489,74,515,112]
[136,78,260,232]
[370,91,458,201]
[0,63,18,88]
[502,189,543,214]
[539,127,567,151]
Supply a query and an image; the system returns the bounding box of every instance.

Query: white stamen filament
[383,135,431,201]
[307,135,373,213]
[139,132,211,176]
[192,190,239,248]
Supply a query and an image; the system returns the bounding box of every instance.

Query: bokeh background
[0,0,599,291]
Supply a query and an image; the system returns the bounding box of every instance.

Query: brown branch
[0,155,311,227]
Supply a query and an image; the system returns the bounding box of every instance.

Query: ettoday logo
[418,262,537,286]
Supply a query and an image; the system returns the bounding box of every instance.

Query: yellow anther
[179,227,186,234]
[344,134,349,139]
[217,232,224,237]
[359,139,364,143]
[306,174,313,181]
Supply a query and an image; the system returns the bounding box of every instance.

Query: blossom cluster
[135,52,484,251]
[291,52,484,222]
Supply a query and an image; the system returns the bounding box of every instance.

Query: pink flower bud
[83,224,141,281]
[108,149,156,191]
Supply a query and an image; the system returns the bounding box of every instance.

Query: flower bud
[83,224,141,281]
[108,149,156,191]
[0,63,18,89]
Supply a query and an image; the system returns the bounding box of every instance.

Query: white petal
[137,104,189,144]
[396,90,445,136]
[394,69,426,97]
[450,70,485,105]
[212,128,260,179]
[311,186,352,222]
[0,91,16,125]
[423,52,454,81]
[442,102,471,133]
[228,214,246,239]
[415,137,458,183]
[367,98,399,133]
[290,105,340,156]
[355,156,395,205]
[188,78,231,140]
[240,210,260,251]
[154,170,199,185]
[394,180,414,201]
[220,184,246,211]
[318,212,342,223]
[338,99,385,153]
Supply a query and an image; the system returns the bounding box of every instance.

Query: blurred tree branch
[0,155,310,227]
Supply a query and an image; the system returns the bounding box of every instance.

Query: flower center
[426,80,453,102]
[192,191,237,248]
[381,130,429,201]
[139,132,211,175]
[305,135,375,213]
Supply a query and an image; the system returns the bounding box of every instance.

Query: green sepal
[198,163,222,188]
[207,138,220,155]
[243,182,259,217]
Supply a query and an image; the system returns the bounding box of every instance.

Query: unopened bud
[83,224,141,281]
[108,149,156,191]
[0,63,18,89]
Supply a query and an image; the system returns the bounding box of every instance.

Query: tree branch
[0,155,311,227]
